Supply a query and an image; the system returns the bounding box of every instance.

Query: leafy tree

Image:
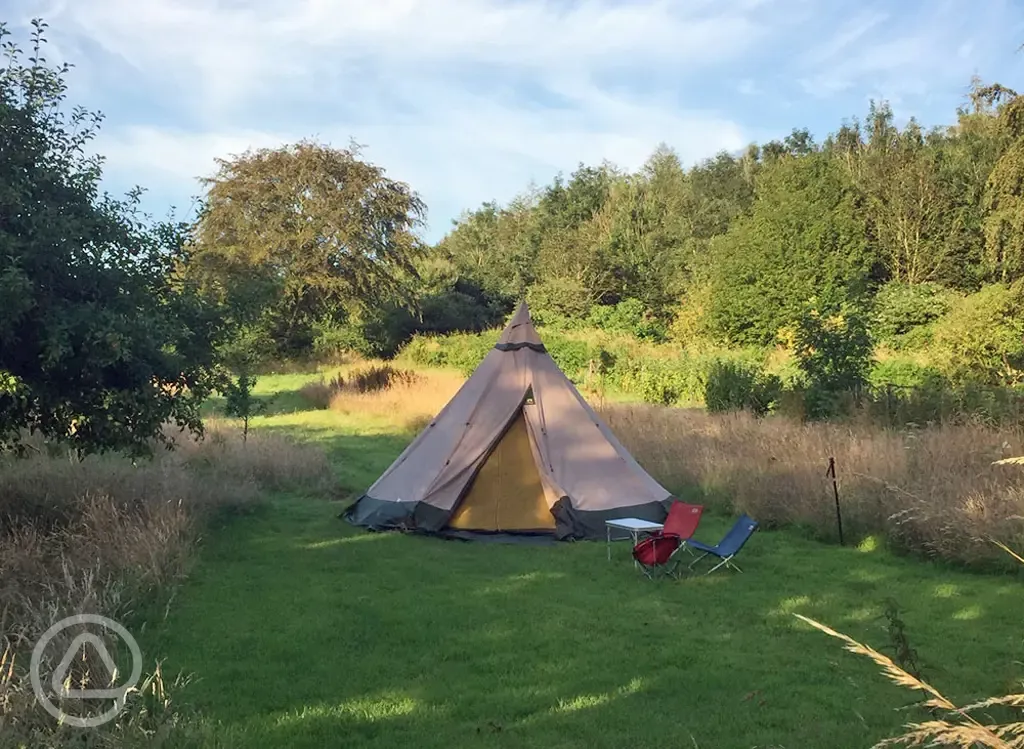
[983,93,1024,282]
[0,19,227,457]
[705,152,876,346]
[595,147,692,314]
[703,360,781,416]
[525,276,594,324]
[190,139,427,358]
[793,295,874,418]
[870,282,958,344]
[586,298,666,340]
[687,150,756,239]
[222,369,272,443]
[439,194,540,309]
[929,282,1024,385]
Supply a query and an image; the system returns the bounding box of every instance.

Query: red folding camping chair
[632,501,704,579]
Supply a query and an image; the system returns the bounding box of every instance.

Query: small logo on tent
[30,614,143,728]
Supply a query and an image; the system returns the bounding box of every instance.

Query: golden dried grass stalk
[795,541,1024,748]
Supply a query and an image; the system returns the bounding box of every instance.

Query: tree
[0,20,228,457]
[705,153,876,346]
[983,93,1024,282]
[793,294,874,418]
[929,282,1024,386]
[222,369,272,443]
[189,139,427,359]
[595,146,692,315]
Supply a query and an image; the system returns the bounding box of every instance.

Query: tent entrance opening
[447,409,554,531]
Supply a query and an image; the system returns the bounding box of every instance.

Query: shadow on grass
[202,389,315,420]
[148,443,1024,749]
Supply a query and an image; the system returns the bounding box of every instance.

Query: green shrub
[398,326,777,408]
[312,319,367,360]
[543,335,592,382]
[928,282,1024,386]
[871,282,957,344]
[793,298,874,418]
[704,360,782,416]
[615,356,704,406]
[868,358,945,390]
[398,332,493,375]
[586,298,667,341]
[526,277,592,326]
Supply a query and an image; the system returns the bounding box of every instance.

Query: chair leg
[705,554,741,575]
[688,551,710,569]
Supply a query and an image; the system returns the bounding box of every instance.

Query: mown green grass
[151,373,1024,748]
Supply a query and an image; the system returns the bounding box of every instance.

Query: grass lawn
[151,374,1024,748]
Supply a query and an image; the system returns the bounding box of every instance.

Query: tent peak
[496,301,543,349]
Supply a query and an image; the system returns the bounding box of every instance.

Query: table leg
[607,524,611,562]
[632,530,639,569]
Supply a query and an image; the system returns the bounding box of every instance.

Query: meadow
[36,364,1009,749]
[5,17,1024,748]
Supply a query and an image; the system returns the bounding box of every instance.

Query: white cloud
[94,91,748,228]
[18,0,770,238]
[12,0,1024,240]
[37,0,775,119]
[796,0,1024,104]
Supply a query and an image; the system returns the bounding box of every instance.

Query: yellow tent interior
[447,407,556,532]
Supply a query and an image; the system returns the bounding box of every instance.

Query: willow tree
[190,140,427,358]
[983,91,1024,282]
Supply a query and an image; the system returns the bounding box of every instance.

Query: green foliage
[983,94,1024,282]
[398,325,777,409]
[398,332,495,375]
[867,359,945,390]
[526,277,593,326]
[188,138,427,359]
[851,105,977,286]
[703,360,782,416]
[792,297,874,418]
[424,78,1024,398]
[617,359,699,406]
[586,298,667,340]
[870,282,957,344]
[705,153,875,347]
[222,370,272,443]
[928,282,1024,385]
[0,20,227,457]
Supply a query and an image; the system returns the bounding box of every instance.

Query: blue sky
[6,0,1024,244]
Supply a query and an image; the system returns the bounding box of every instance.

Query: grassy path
[152,377,1024,748]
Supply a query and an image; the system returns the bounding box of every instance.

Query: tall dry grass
[600,404,1024,566]
[169,420,337,495]
[329,370,464,432]
[299,363,466,432]
[0,421,336,745]
[799,611,1024,748]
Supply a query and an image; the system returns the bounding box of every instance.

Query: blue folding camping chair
[687,513,759,574]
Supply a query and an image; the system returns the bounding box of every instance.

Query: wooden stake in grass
[827,456,844,546]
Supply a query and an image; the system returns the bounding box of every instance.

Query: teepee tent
[343,302,674,540]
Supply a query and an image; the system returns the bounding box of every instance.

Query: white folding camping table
[606,518,665,567]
